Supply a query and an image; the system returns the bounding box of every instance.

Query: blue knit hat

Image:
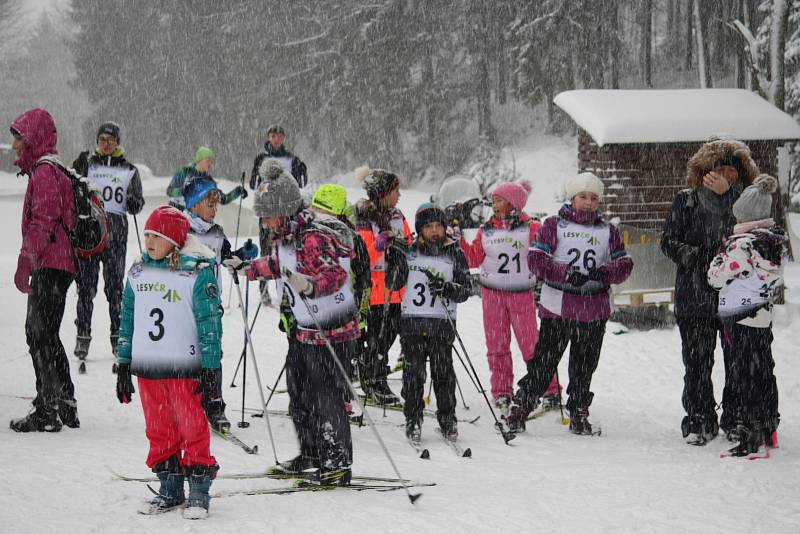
[183,176,221,210]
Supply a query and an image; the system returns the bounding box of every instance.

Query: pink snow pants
[482,288,559,399]
[138,377,217,469]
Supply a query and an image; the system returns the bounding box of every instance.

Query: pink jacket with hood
[12,108,76,274]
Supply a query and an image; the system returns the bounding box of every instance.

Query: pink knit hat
[492,180,531,212]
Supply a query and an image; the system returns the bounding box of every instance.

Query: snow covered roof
[554,89,800,146]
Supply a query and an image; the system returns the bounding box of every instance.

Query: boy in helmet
[72,121,145,375]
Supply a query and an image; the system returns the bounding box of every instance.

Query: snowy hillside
[2,138,800,534]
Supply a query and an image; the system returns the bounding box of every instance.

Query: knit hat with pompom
[732,174,778,223]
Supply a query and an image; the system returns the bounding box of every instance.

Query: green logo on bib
[162,289,182,303]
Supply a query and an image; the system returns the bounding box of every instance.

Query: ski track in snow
[2,138,800,533]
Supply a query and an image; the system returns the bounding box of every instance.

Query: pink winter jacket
[11,108,76,274]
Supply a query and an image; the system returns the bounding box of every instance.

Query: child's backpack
[35,155,109,259]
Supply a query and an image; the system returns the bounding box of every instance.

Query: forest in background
[1,1,799,199]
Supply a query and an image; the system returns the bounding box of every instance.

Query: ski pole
[441,303,515,445]
[238,276,250,428]
[225,171,246,311]
[230,281,269,387]
[132,213,143,256]
[450,342,482,394]
[229,264,280,464]
[455,375,470,411]
[294,289,421,505]
[554,368,568,426]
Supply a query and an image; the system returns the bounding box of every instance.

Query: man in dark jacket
[660,138,758,445]
[250,125,308,305]
[72,122,145,371]
[10,108,78,432]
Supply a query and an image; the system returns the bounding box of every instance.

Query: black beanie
[97,121,120,142]
[414,202,447,234]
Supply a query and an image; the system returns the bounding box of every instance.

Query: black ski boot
[74,335,90,360]
[506,392,537,433]
[726,423,763,457]
[206,399,231,434]
[682,413,719,446]
[273,454,318,475]
[10,405,62,433]
[406,419,422,445]
[569,408,593,435]
[58,398,80,429]
[368,379,399,405]
[183,464,218,519]
[139,456,185,515]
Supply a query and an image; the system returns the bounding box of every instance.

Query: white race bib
[278,243,357,328]
[480,224,535,291]
[129,264,201,376]
[191,226,225,286]
[88,164,134,215]
[718,276,775,317]
[401,252,457,320]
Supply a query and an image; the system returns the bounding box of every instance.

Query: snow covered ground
[2,137,800,533]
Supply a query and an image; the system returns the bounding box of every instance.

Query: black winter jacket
[660,188,739,318]
[386,238,471,341]
[73,149,145,243]
[250,143,307,189]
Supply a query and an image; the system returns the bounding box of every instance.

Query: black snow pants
[359,303,401,384]
[677,316,737,430]
[517,318,606,416]
[286,340,353,469]
[75,221,127,341]
[720,320,779,434]
[400,335,456,429]
[27,268,75,412]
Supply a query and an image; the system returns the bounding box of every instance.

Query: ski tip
[502,432,516,445]
[78,362,86,374]
[420,449,430,460]
[408,492,422,504]
[249,445,259,455]
[462,448,472,458]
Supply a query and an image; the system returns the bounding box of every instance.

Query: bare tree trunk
[423,53,437,166]
[693,0,712,88]
[685,0,693,70]
[497,28,507,104]
[609,2,620,89]
[643,0,652,87]
[736,0,746,88]
[769,0,788,110]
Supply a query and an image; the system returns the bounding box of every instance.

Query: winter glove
[587,267,606,283]
[194,368,219,410]
[374,230,394,252]
[234,238,259,260]
[14,255,32,294]
[428,275,447,296]
[246,256,276,281]
[115,363,135,404]
[223,256,247,275]
[235,185,248,200]
[446,225,462,241]
[567,269,589,287]
[282,268,314,297]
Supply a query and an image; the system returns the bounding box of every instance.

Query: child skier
[707,174,785,457]
[459,180,559,413]
[72,121,145,372]
[182,176,258,432]
[115,206,222,518]
[507,173,633,434]
[354,168,412,404]
[249,160,358,484]
[167,146,247,210]
[386,203,472,443]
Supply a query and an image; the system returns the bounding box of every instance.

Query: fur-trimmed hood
[687,139,759,189]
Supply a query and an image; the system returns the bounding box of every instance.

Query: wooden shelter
[554,89,800,317]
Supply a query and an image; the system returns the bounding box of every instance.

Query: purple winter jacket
[11,108,76,274]
[529,205,633,322]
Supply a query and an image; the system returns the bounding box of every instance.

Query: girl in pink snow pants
[460,180,559,408]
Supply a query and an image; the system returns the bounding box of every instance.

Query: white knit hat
[566,172,604,200]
